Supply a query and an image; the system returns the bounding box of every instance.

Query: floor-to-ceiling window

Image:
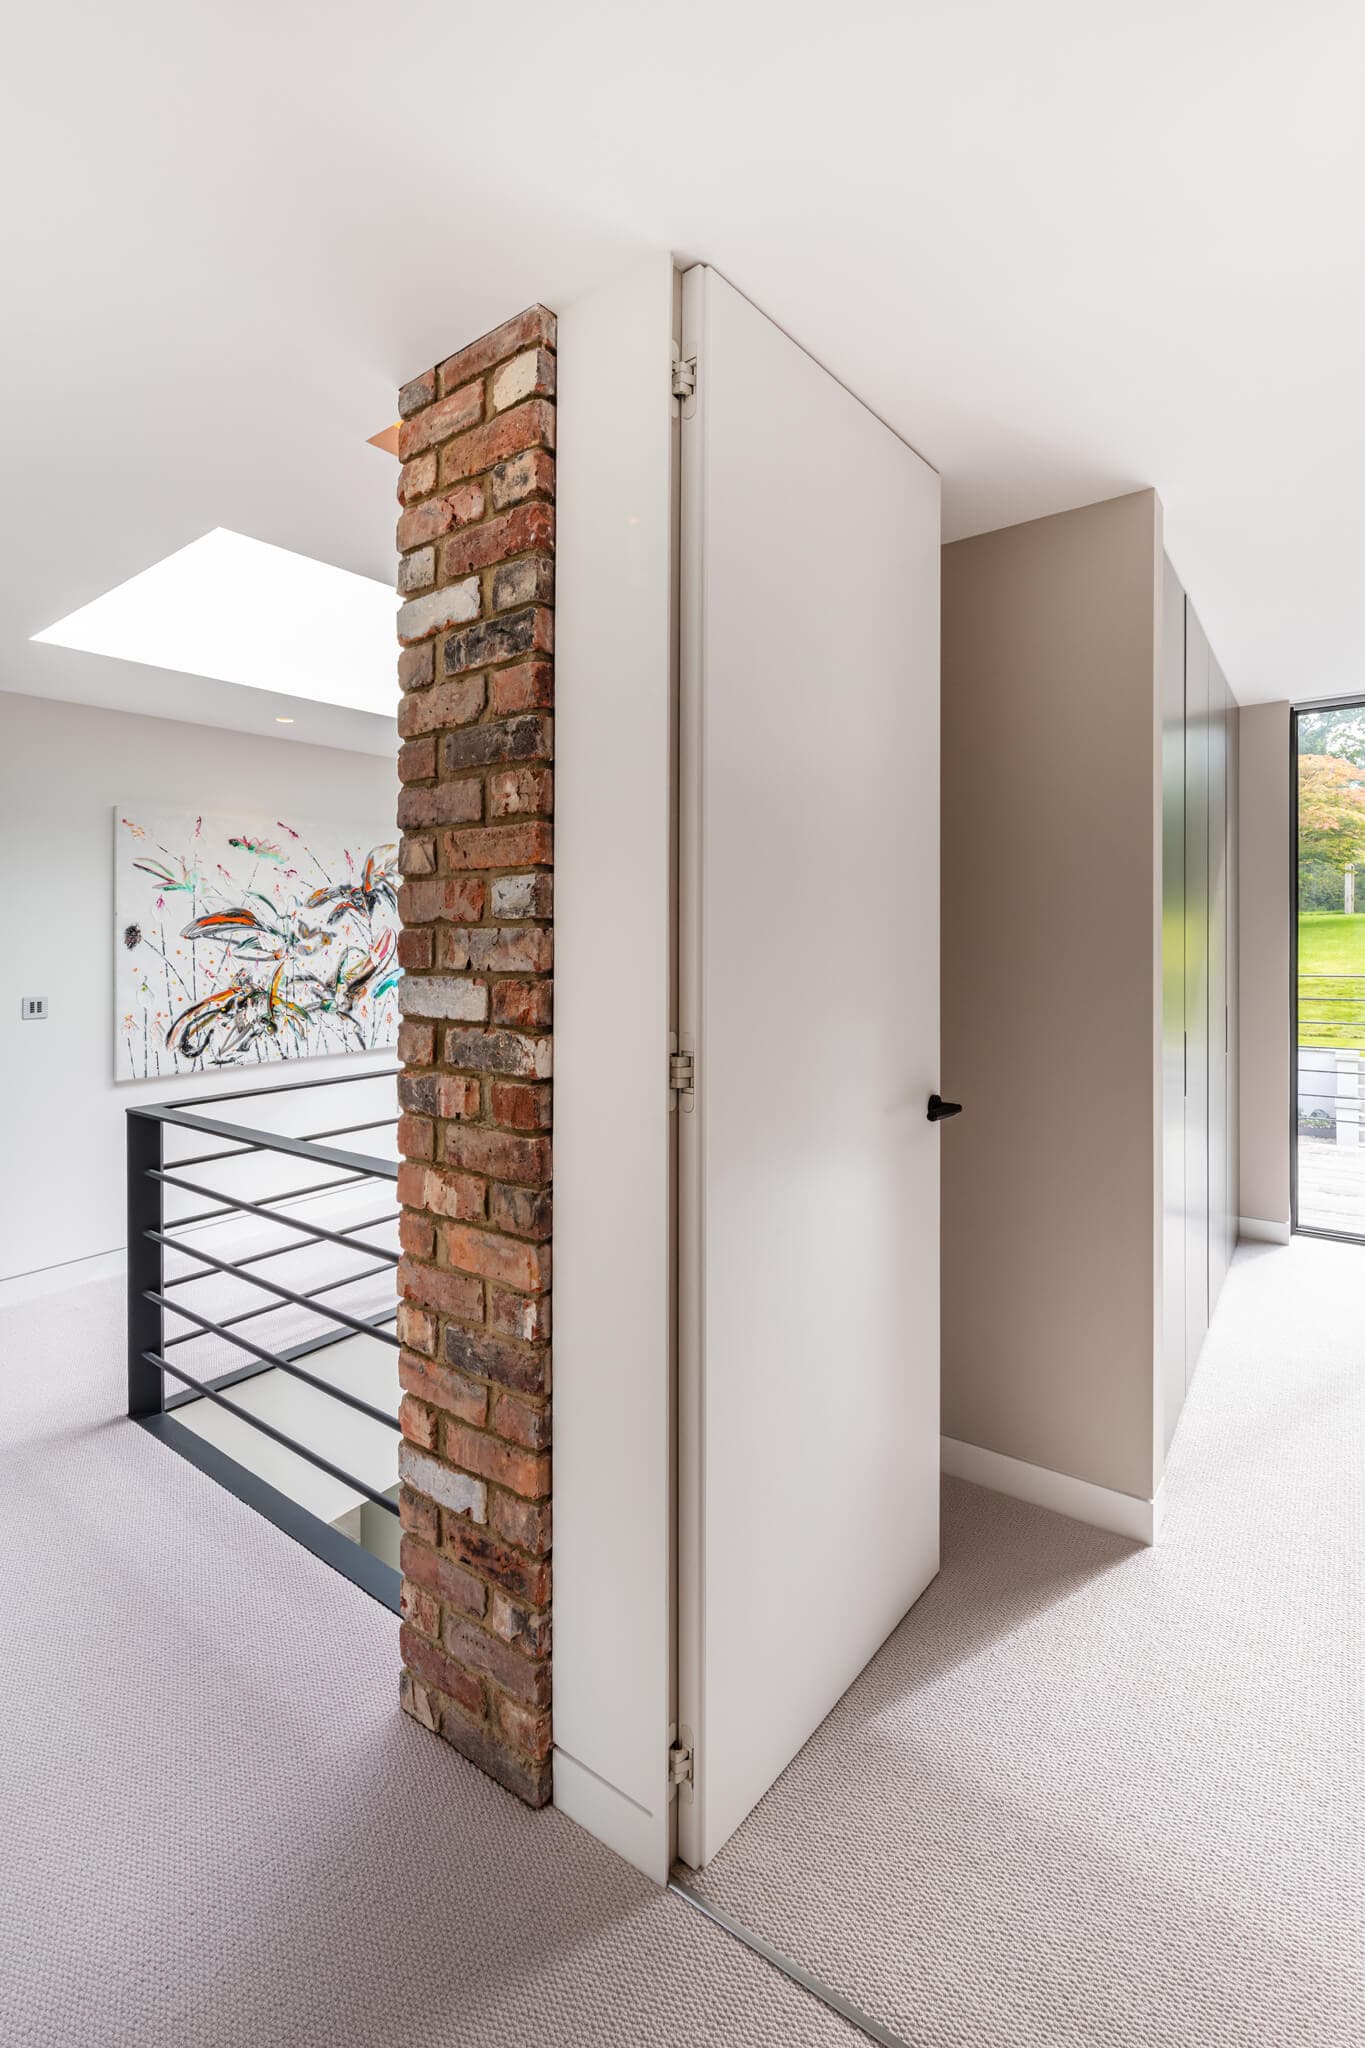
[1294,700,1365,1238]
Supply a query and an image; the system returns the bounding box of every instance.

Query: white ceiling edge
[1,657,397,758]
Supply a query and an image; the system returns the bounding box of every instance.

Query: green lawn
[1298,912,1365,1050]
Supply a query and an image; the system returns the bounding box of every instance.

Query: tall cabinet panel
[1183,603,1212,1374]
[1207,654,1230,1310]
[1161,558,1188,1448]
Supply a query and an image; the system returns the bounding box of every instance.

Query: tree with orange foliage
[1298,753,1365,871]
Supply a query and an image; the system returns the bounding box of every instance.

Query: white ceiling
[2,0,1361,741]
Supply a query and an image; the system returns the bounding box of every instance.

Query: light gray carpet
[689,1239,1365,2046]
[0,1271,857,2048]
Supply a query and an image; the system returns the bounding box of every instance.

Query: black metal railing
[126,1069,402,1607]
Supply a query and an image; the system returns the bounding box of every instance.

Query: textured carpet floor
[0,1271,858,2048]
[689,1239,1365,2046]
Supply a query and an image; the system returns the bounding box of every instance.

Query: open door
[676,266,942,1868]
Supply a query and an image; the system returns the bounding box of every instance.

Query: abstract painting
[114,807,401,1079]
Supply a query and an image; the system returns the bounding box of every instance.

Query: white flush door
[676,267,942,1868]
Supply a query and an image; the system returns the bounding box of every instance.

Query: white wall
[0,693,397,1280]
[551,253,677,1880]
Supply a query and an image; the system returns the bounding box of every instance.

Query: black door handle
[927,1094,963,1122]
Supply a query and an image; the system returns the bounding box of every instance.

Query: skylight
[32,527,398,716]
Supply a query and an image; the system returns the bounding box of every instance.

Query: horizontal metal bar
[174,1067,398,1111]
[150,1169,400,1262]
[139,1103,398,1180]
[298,1116,400,1144]
[135,1412,401,1609]
[143,1350,400,1513]
[166,1141,265,1170]
[143,1290,400,1426]
[157,1168,378,1242]
[162,1273,397,1348]
[148,1229,399,1346]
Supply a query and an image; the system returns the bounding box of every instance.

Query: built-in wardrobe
[941,490,1240,1535]
[1161,556,1239,1447]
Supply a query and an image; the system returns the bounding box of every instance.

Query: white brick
[398,977,489,1022]
[398,1444,487,1523]
[491,347,553,413]
[397,577,479,645]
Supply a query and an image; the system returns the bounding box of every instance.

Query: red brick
[401,1623,487,1721]
[397,1019,436,1066]
[401,1536,489,1620]
[442,1125,550,1187]
[400,1393,439,1450]
[490,1490,551,1557]
[488,1287,551,1344]
[397,1112,433,1161]
[487,1183,552,1239]
[446,1423,550,1502]
[397,1160,428,1209]
[491,1691,553,1763]
[398,546,435,596]
[399,1485,440,1547]
[398,640,435,693]
[399,1351,488,1428]
[490,1081,552,1132]
[442,1224,549,1292]
[491,1389,551,1451]
[399,835,437,877]
[398,1257,484,1320]
[397,673,486,740]
[422,1166,487,1222]
[397,483,485,553]
[443,821,552,872]
[490,448,556,512]
[437,400,556,487]
[397,779,482,830]
[444,1027,551,1079]
[399,1211,437,1262]
[396,1303,437,1358]
[441,1613,550,1708]
[399,875,487,924]
[488,660,554,716]
[444,1517,551,1604]
[488,766,553,818]
[402,1071,481,1121]
[444,1323,549,1397]
[398,736,436,784]
[440,502,554,582]
[442,926,552,975]
[442,715,552,775]
[397,928,433,971]
[491,980,553,1029]
[436,306,556,397]
[488,1586,551,1657]
[398,368,437,418]
[488,557,555,617]
[400,1580,442,1641]
[398,450,437,505]
[398,380,484,462]
[442,607,553,678]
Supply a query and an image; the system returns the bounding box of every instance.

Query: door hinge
[669,1047,695,1101]
[671,352,697,402]
[668,1739,694,1791]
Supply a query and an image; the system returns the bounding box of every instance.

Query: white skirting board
[553,1747,671,1886]
[1238,1216,1291,1244]
[941,1436,1161,1545]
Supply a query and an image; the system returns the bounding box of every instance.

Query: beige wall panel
[941,491,1162,1502]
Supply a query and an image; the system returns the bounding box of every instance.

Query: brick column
[392,307,556,1805]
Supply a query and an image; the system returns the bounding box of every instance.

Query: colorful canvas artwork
[114,807,401,1080]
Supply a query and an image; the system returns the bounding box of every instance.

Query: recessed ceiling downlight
[31,527,398,716]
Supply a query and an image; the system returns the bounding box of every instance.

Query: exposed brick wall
[393,306,556,1806]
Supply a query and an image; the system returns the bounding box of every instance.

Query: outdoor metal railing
[126,1068,402,1606]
